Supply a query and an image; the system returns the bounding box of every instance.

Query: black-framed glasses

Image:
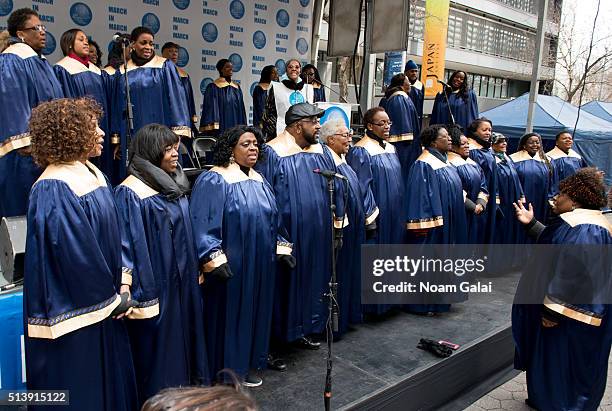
[370,121,392,127]
[22,24,46,33]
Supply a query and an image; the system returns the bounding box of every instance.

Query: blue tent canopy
[582,101,612,123]
[482,93,612,184]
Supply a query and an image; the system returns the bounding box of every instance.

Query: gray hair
[319,119,348,144]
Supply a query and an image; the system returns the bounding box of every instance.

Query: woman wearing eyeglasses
[301,64,326,103]
[0,8,63,219]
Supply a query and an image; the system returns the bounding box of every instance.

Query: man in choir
[404,60,424,124]
[301,64,326,102]
[320,120,378,335]
[547,130,587,197]
[261,59,315,140]
[0,8,63,218]
[255,103,345,359]
[199,58,247,137]
[431,70,479,131]
[252,65,278,128]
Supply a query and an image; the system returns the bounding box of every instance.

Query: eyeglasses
[370,121,392,127]
[333,132,351,138]
[21,25,46,33]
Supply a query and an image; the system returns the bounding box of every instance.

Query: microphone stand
[306,77,349,104]
[120,39,134,169]
[441,85,456,126]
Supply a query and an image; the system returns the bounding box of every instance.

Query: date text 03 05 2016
[0,390,69,405]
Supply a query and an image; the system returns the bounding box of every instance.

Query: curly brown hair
[30,98,103,167]
[559,167,607,210]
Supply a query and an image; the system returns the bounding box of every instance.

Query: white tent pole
[526,0,548,133]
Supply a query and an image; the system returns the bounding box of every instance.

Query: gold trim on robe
[127,299,160,320]
[2,43,39,59]
[103,66,117,76]
[354,135,396,157]
[0,133,31,157]
[27,294,121,339]
[177,67,189,78]
[478,192,489,204]
[406,216,444,230]
[35,161,107,197]
[120,175,159,200]
[121,267,133,286]
[416,149,449,171]
[199,123,220,132]
[547,146,582,160]
[560,208,612,234]
[55,56,102,76]
[510,150,548,164]
[213,77,240,89]
[267,130,325,157]
[202,250,228,273]
[276,241,293,256]
[388,133,414,143]
[365,207,380,226]
[543,295,602,326]
[171,126,192,137]
[328,148,346,167]
[210,162,264,184]
[120,55,166,73]
[467,138,483,150]
[334,215,349,229]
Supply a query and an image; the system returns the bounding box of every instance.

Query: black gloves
[210,263,233,280]
[111,292,139,317]
[365,221,377,240]
[334,228,343,250]
[278,254,297,269]
[417,338,453,358]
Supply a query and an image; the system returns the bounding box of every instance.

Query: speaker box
[0,216,27,284]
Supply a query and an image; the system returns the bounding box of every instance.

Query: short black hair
[129,124,179,168]
[259,65,276,83]
[7,8,38,37]
[161,41,179,52]
[389,73,407,89]
[446,124,464,146]
[59,28,83,57]
[130,26,154,42]
[555,130,572,141]
[518,132,540,151]
[301,63,321,82]
[467,117,493,138]
[421,124,447,147]
[363,107,386,126]
[216,58,230,74]
[88,39,103,67]
[213,125,266,167]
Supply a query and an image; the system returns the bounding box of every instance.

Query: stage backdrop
[0,0,314,125]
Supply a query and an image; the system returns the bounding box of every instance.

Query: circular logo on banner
[289,91,306,105]
[70,3,92,26]
[229,53,242,72]
[142,13,160,34]
[172,0,190,10]
[276,9,289,27]
[250,81,258,97]
[275,59,286,76]
[321,107,349,128]
[0,0,14,17]
[42,31,56,55]
[296,38,309,55]
[229,0,245,19]
[200,77,213,95]
[201,23,218,43]
[177,47,189,67]
[300,0,310,6]
[252,31,266,49]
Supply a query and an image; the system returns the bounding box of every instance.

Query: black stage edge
[251,274,520,411]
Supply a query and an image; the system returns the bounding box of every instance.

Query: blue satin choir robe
[24,161,137,411]
[255,131,346,341]
[313,83,326,102]
[409,80,424,123]
[510,150,551,223]
[54,57,114,180]
[547,146,587,197]
[0,43,63,218]
[493,153,525,245]
[199,78,247,136]
[512,209,612,411]
[112,56,191,179]
[177,67,198,137]
[190,163,292,380]
[468,138,498,244]
[386,90,422,178]
[347,135,405,315]
[448,152,489,244]
[430,89,479,131]
[329,149,379,334]
[114,175,208,404]
[252,83,269,128]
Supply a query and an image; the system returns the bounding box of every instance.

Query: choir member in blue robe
[301,64,326,102]
[88,38,102,68]
[255,103,345,347]
[404,60,424,123]
[261,59,315,140]
[111,27,191,181]
[431,70,479,131]
[510,133,552,224]
[199,58,247,137]
[547,130,587,197]
[252,65,278,128]
[447,125,488,244]
[466,118,498,244]
[191,126,295,386]
[54,29,113,180]
[24,98,137,411]
[347,107,404,316]
[512,168,612,411]
[385,73,422,182]
[320,120,379,335]
[0,8,63,218]
[115,124,208,404]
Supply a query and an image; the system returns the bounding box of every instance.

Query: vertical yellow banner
[420,0,450,98]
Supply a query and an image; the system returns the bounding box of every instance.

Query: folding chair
[192,137,216,169]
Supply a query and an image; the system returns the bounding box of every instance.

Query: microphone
[112,33,131,44]
[437,79,452,89]
[302,76,349,104]
[313,168,348,180]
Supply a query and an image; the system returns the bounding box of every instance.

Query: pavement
[465,355,612,411]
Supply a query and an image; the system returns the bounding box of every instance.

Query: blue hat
[405,60,418,71]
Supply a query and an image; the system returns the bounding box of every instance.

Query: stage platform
[250,273,521,411]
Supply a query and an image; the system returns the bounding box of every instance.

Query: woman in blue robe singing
[114,124,208,405]
[24,98,138,411]
[347,107,405,316]
[54,29,113,180]
[199,58,247,137]
[301,64,326,102]
[0,8,63,218]
[430,70,479,131]
[512,168,612,411]
[111,26,191,181]
[447,125,488,244]
[252,65,278,128]
[547,130,587,197]
[191,125,295,387]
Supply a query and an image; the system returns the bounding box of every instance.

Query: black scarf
[130,50,154,67]
[471,135,491,150]
[127,155,190,200]
[428,147,448,163]
[366,130,386,149]
[281,79,305,91]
